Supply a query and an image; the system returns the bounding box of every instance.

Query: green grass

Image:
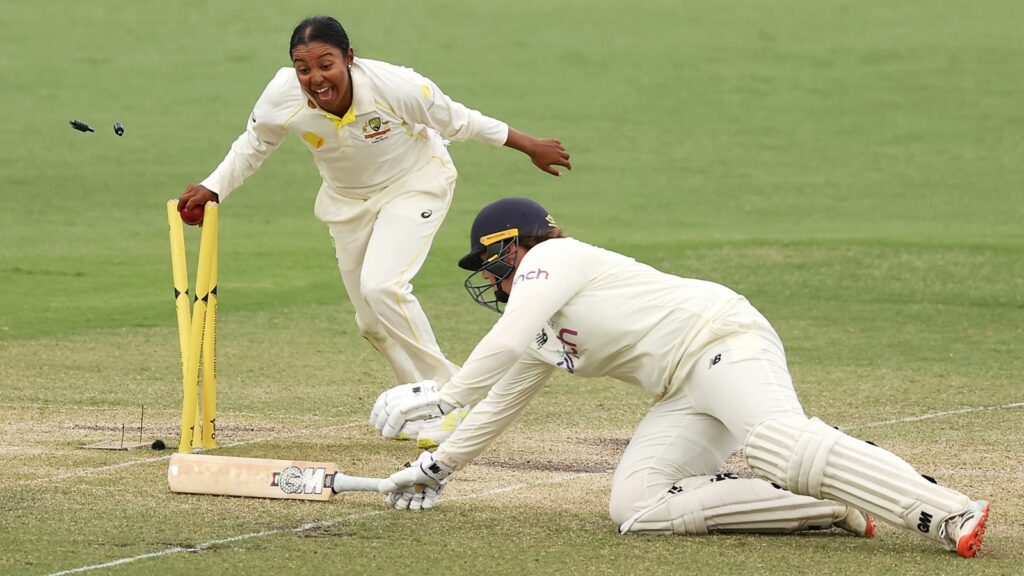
[1,1,1022,574]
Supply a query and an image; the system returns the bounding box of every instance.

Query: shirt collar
[307,58,374,128]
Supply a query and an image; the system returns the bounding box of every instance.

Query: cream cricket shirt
[435,238,756,469]
[201,58,509,200]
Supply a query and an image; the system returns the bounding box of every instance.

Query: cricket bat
[168,453,388,500]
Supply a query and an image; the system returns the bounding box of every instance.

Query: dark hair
[519,228,565,251]
[289,16,350,57]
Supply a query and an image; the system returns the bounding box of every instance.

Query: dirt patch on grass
[476,458,612,474]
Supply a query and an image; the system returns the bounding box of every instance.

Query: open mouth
[313,85,335,103]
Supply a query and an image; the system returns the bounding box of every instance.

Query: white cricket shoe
[835,507,876,538]
[940,500,990,558]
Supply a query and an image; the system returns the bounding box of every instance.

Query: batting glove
[381,391,456,440]
[370,380,437,438]
[385,446,452,485]
[387,483,446,511]
[382,450,454,510]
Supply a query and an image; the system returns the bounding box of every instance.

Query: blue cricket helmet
[457,197,558,271]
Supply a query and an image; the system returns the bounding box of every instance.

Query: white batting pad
[744,417,971,543]
[619,474,853,535]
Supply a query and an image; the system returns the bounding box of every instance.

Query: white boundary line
[45,400,1023,575]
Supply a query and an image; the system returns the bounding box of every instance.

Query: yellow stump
[200,204,218,448]
[166,202,191,380]
[168,200,220,453]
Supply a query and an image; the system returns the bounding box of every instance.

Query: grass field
[2,1,1022,574]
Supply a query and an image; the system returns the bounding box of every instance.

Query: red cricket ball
[180,204,205,226]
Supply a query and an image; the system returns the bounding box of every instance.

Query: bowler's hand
[505,128,572,176]
[178,184,218,212]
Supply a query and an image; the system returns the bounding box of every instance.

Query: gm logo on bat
[272,466,331,494]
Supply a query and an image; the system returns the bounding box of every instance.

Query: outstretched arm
[382,68,571,176]
[504,127,572,176]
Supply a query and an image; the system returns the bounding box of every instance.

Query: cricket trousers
[609,307,808,523]
[315,155,461,385]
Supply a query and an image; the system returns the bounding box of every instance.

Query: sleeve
[199,75,290,200]
[384,67,508,146]
[438,241,589,408]
[434,355,555,469]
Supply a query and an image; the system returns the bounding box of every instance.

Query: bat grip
[333,473,389,493]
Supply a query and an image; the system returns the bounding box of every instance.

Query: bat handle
[333,473,392,493]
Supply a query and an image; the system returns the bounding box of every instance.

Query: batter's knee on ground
[608,472,676,526]
[743,416,972,543]
[609,493,648,528]
[618,474,854,536]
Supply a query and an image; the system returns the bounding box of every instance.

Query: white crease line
[48,472,591,576]
[843,401,1024,431]
[43,399,1024,575]
[0,401,346,421]
[31,439,265,485]
[28,422,365,485]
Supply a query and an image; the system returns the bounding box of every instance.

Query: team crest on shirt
[362,116,392,143]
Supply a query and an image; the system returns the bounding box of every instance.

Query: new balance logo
[709,353,722,368]
[535,330,548,348]
[917,511,933,533]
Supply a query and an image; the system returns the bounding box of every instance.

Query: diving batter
[376,197,989,558]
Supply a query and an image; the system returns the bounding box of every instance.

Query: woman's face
[291,41,353,115]
[482,246,523,303]
[482,269,514,303]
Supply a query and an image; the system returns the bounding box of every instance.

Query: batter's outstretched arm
[435,357,555,469]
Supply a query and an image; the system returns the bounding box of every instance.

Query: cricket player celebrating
[375,197,990,558]
[178,16,571,426]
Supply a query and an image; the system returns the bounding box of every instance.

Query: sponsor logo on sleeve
[512,268,549,286]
